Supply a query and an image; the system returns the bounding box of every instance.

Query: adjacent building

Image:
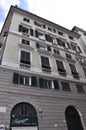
[0,5,86,130]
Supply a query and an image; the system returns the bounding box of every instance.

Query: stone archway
[10,102,38,130]
[65,106,84,130]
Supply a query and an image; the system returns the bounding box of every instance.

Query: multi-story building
[72,26,86,53]
[0,5,86,130]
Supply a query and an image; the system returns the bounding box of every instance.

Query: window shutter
[76,84,84,93]
[19,75,24,85]
[30,29,34,36]
[83,67,86,76]
[53,80,59,90]
[61,82,71,91]
[45,34,52,42]
[66,53,72,58]
[39,78,44,88]
[13,73,19,84]
[36,43,40,48]
[43,25,46,28]
[47,46,51,51]
[41,56,50,69]
[56,38,62,46]
[56,60,65,72]
[66,42,71,49]
[31,76,37,87]
[69,64,78,75]
[35,30,38,37]
[22,39,26,44]
[18,25,23,32]
[20,51,30,64]
[25,76,29,85]
[77,46,82,53]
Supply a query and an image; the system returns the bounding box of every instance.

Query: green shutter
[53,80,59,90]
[39,78,44,88]
[41,56,50,69]
[61,82,71,91]
[31,76,37,87]
[69,64,78,75]
[21,51,30,64]
[18,25,23,32]
[13,73,19,84]
[56,60,65,72]
[30,29,34,36]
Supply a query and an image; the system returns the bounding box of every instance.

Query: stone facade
[0,6,86,130]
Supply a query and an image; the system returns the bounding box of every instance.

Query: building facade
[0,6,86,130]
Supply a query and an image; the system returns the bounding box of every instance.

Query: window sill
[59,71,66,76]
[20,63,31,69]
[38,49,51,55]
[18,44,33,50]
[53,54,64,59]
[42,68,51,73]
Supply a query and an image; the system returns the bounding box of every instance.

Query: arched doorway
[65,106,84,130]
[10,102,38,130]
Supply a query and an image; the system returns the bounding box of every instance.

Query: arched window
[10,102,38,127]
[65,106,83,130]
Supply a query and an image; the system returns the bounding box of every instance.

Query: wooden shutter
[61,82,71,91]
[56,60,65,72]
[13,73,19,84]
[31,76,37,87]
[18,25,23,32]
[20,51,30,64]
[69,64,78,75]
[30,29,34,36]
[39,78,44,88]
[47,46,51,51]
[41,56,50,69]
[53,80,59,90]
[76,84,84,93]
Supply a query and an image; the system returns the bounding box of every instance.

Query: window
[18,25,29,34]
[58,31,64,36]
[66,53,72,58]
[84,33,86,36]
[41,56,51,70]
[39,78,52,89]
[71,43,76,51]
[53,29,56,33]
[36,43,51,52]
[56,38,65,47]
[22,39,30,45]
[83,67,86,76]
[69,36,73,40]
[30,29,34,36]
[23,18,30,23]
[53,80,59,90]
[3,31,8,37]
[66,42,71,49]
[31,76,37,87]
[65,106,84,130]
[13,73,29,86]
[35,30,45,40]
[69,64,79,78]
[76,46,82,53]
[53,49,60,55]
[20,51,30,65]
[45,34,53,42]
[61,82,71,91]
[56,60,66,75]
[48,27,52,31]
[76,84,85,93]
[10,103,38,127]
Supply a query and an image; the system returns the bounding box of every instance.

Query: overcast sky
[0,0,86,32]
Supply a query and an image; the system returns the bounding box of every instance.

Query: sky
[0,0,86,32]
